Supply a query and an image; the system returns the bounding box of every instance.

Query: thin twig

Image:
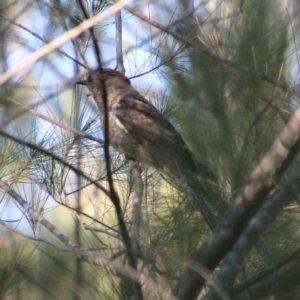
[232,246,300,296]
[129,162,144,268]
[204,176,300,300]
[113,0,300,99]
[9,97,104,144]
[0,129,110,196]
[115,10,125,73]
[0,220,109,252]
[56,198,118,233]
[0,180,79,250]
[0,0,133,84]
[172,105,300,298]
[48,0,89,68]
[76,1,143,298]
[2,13,87,68]
[0,179,174,300]
[84,226,121,240]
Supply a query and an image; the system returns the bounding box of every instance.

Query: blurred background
[1,0,300,299]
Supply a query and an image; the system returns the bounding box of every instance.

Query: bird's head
[76,68,136,107]
[76,68,131,90]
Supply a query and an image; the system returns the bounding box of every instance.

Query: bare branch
[204,176,300,300]
[0,180,174,300]
[129,161,144,267]
[114,0,300,98]
[9,97,104,144]
[233,246,300,297]
[115,10,125,73]
[0,180,80,250]
[172,105,300,299]
[2,13,87,69]
[0,220,110,252]
[76,1,143,298]
[0,0,133,84]
[0,129,110,196]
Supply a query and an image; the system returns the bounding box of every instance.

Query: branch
[129,162,144,268]
[76,1,143,298]
[0,180,79,250]
[2,13,87,68]
[114,0,300,98]
[9,97,104,144]
[115,9,125,73]
[0,220,109,252]
[0,129,110,196]
[232,246,300,297]
[0,0,133,84]
[203,176,300,300]
[0,180,173,300]
[54,198,118,233]
[172,105,300,299]
[1,77,80,128]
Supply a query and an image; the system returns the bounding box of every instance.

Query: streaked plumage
[77,69,216,229]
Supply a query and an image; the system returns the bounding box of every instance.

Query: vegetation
[0,0,300,299]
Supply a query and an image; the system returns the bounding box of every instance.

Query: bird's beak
[76,80,87,85]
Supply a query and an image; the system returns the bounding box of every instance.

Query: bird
[76,68,217,229]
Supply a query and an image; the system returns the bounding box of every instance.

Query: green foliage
[0,0,300,299]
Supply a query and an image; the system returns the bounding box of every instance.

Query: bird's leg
[127,157,142,174]
[128,158,144,263]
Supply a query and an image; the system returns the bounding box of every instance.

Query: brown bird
[77,69,216,229]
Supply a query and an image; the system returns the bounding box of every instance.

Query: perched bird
[77,69,216,229]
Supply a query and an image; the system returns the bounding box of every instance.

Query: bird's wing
[113,94,217,229]
[113,93,175,141]
[113,93,197,176]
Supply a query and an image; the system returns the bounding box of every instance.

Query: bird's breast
[104,112,141,160]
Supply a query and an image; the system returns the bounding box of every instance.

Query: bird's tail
[183,174,219,230]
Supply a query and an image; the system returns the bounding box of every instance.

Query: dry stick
[76,1,143,298]
[1,0,31,33]
[233,246,300,296]
[114,0,300,98]
[108,3,300,298]
[83,226,121,241]
[130,162,144,270]
[203,176,300,300]
[9,97,104,144]
[54,198,118,233]
[115,10,125,73]
[2,14,87,69]
[171,105,300,299]
[115,0,142,265]
[0,180,173,300]
[73,109,84,297]
[0,0,133,84]
[76,73,139,277]
[0,180,80,251]
[0,220,109,252]
[48,0,89,68]
[0,129,110,196]
[0,74,83,128]
[0,220,72,251]
[114,4,143,285]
